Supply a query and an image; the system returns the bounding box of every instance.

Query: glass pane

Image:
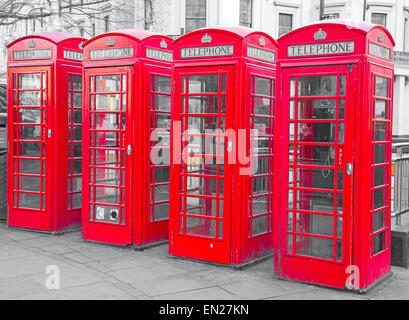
[252,195,269,215]
[96,75,120,92]
[339,75,346,96]
[186,197,218,217]
[187,116,221,133]
[153,203,169,221]
[186,176,219,196]
[18,193,41,209]
[290,78,296,97]
[339,99,345,120]
[252,215,269,236]
[254,77,272,96]
[298,123,336,143]
[295,236,333,260]
[297,145,335,166]
[374,144,386,164]
[73,75,82,91]
[95,113,121,130]
[19,176,41,192]
[296,212,334,236]
[155,95,171,112]
[296,190,334,213]
[154,114,171,130]
[18,142,42,157]
[72,193,82,209]
[15,126,41,141]
[154,185,170,202]
[254,97,271,116]
[188,75,219,93]
[18,109,41,124]
[154,167,170,184]
[373,232,386,255]
[95,132,120,148]
[253,117,272,135]
[374,123,387,141]
[188,96,219,114]
[17,159,42,175]
[375,76,388,97]
[185,217,216,238]
[375,100,387,119]
[296,168,335,190]
[19,74,41,89]
[95,187,120,205]
[95,94,121,111]
[298,76,337,97]
[73,93,82,108]
[19,92,41,106]
[373,210,385,232]
[95,168,120,186]
[94,150,121,167]
[154,76,171,93]
[374,166,386,187]
[298,99,336,120]
[373,189,385,209]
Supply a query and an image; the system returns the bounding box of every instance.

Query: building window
[104,15,110,32]
[323,12,340,20]
[91,23,96,37]
[79,21,85,37]
[278,13,293,37]
[185,0,206,33]
[371,13,387,27]
[240,0,253,28]
[145,0,153,30]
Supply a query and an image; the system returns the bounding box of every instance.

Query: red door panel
[171,66,234,264]
[82,66,133,246]
[275,64,356,289]
[8,67,52,231]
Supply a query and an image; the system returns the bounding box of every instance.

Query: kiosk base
[391,224,409,268]
[168,252,274,270]
[134,240,168,252]
[7,225,81,235]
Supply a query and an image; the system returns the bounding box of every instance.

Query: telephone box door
[83,67,133,246]
[277,64,356,288]
[8,67,51,230]
[172,66,234,264]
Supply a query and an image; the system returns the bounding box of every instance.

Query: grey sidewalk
[0,221,406,300]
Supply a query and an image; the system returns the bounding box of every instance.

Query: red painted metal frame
[169,27,278,265]
[275,21,395,291]
[81,30,173,247]
[7,33,85,233]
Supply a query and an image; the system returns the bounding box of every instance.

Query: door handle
[346,163,353,176]
[227,141,233,153]
[47,129,52,139]
[127,145,132,155]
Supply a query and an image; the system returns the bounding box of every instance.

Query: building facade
[1,0,409,139]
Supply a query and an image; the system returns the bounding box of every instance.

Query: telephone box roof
[278,20,395,46]
[83,29,172,48]
[7,32,85,48]
[173,26,278,46]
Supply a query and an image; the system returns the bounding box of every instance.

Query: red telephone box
[82,30,173,247]
[275,21,395,291]
[7,33,85,233]
[170,27,278,266]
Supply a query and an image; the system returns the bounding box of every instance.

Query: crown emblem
[28,39,36,48]
[314,28,327,41]
[259,37,266,47]
[79,42,84,50]
[379,32,384,43]
[201,33,212,44]
[160,39,167,49]
[106,37,115,46]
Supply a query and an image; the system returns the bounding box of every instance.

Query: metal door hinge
[127,145,132,155]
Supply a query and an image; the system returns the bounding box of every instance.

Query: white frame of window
[274,3,300,39]
[182,0,208,34]
[239,0,254,28]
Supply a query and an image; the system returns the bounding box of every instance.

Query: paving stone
[219,278,314,300]
[20,282,137,300]
[63,252,95,264]
[0,244,39,261]
[109,261,189,284]
[0,275,48,299]
[154,286,237,300]
[28,266,104,290]
[131,274,211,297]
[86,254,164,273]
